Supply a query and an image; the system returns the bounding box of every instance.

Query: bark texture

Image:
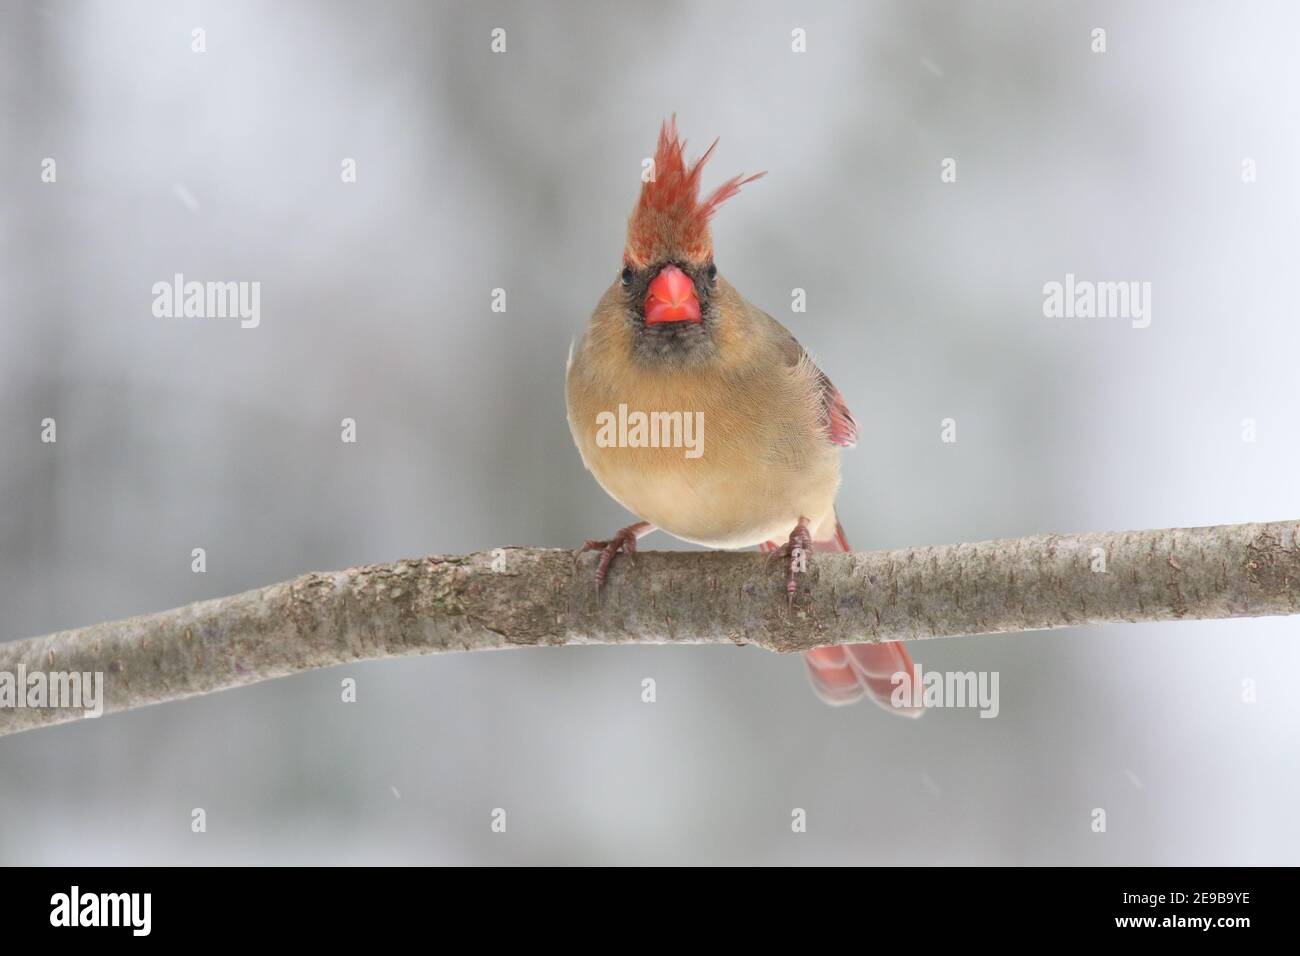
[2,519,1297,737]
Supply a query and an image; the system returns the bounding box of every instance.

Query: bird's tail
[762,520,923,716]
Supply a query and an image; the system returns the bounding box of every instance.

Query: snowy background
[2,0,1298,864]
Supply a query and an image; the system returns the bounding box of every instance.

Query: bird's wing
[759,309,859,449]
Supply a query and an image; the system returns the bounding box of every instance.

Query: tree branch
[2,519,1297,737]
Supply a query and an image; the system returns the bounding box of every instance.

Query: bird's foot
[574,521,651,589]
[767,517,813,606]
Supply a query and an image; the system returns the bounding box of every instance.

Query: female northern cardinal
[566,118,921,715]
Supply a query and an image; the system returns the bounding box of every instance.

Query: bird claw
[574,524,642,589]
[769,519,813,606]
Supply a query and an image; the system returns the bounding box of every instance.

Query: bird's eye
[620,265,634,286]
[706,261,717,284]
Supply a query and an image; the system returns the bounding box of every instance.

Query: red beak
[644,264,701,324]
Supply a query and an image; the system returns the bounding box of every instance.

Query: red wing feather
[818,372,859,448]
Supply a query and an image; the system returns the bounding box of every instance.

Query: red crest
[625,116,764,267]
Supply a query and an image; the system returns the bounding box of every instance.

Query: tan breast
[566,342,841,549]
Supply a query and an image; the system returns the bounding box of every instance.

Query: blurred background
[2,0,1298,865]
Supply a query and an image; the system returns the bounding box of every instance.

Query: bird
[565,117,921,715]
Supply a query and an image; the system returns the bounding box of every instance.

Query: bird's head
[617,117,763,363]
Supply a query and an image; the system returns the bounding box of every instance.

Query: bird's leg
[768,517,813,606]
[575,521,654,589]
